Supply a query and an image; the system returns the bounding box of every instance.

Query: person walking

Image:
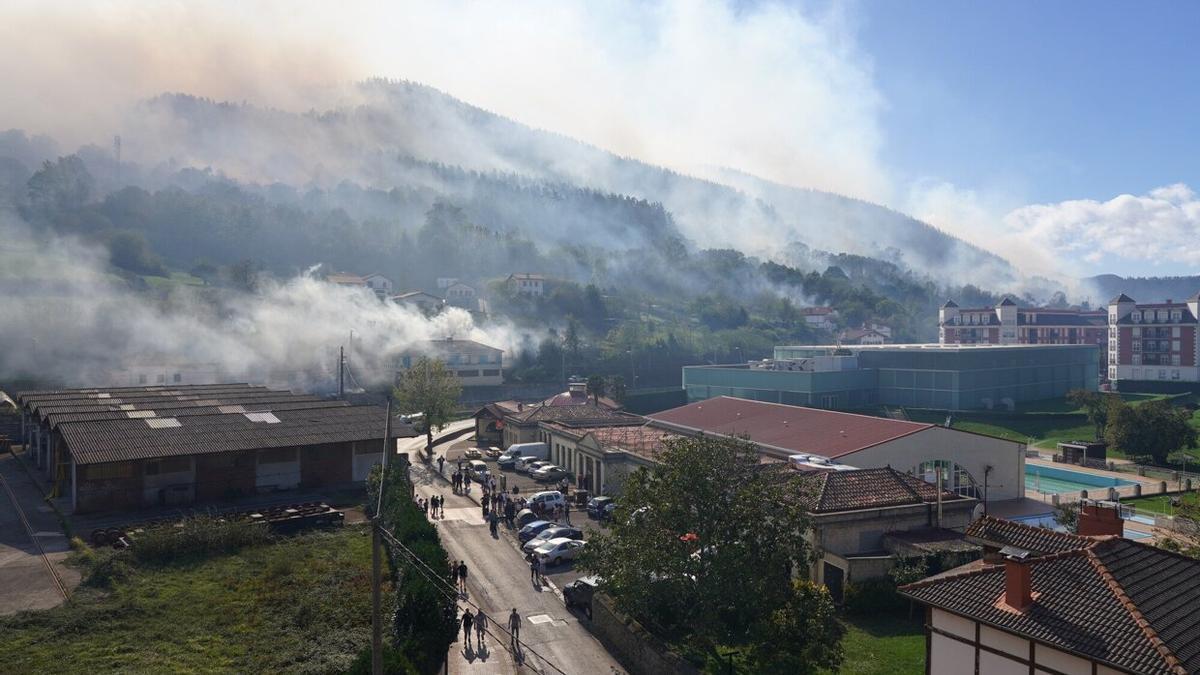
[458,560,469,593]
[508,608,521,647]
[437,455,445,475]
[564,499,571,525]
[530,555,540,586]
[489,509,499,536]
[461,608,474,649]
[474,609,488,647]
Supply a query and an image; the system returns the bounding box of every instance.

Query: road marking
[527,614,554,625]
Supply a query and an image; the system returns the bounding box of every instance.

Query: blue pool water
[1025,465,1137,494]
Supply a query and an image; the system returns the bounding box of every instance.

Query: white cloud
[1004,184,1200,270]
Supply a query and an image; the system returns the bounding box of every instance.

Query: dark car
[518,520,554,543]
[587,496,615,518]
[564,575,600,615]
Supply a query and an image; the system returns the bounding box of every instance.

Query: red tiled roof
[587,424,676,462]
[647,397,933,459]
[965,515,1091,554]
[902,535,1199,675]
[802,467,968,513]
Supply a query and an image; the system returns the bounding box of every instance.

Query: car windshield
[522,520,549,531]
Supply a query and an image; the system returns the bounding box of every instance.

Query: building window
[1132,312,1142,322]
[1160,369,1168,380]
[1132,355,1141,365]
[1109,367,1117,379]
[173,373,182,383]
[1173,369,1181,380]
[138,374,147,384]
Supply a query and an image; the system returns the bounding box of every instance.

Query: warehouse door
[353,442,383,481]
[257,448,301,491]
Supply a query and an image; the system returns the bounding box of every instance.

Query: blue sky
[860,2,1200,205]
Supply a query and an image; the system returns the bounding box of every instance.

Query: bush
[843,577,906,616]
[131,517,272,565]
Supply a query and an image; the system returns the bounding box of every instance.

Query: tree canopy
[1105,398,1197,465]
[578,434,842,672]
[392,357,462,460]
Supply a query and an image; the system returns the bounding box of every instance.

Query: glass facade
[684,345,1099,411]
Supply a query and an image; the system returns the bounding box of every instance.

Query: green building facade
[683,344,1099,411]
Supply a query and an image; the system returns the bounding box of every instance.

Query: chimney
[1077,499,1124,537]
[1000,546,1033,611]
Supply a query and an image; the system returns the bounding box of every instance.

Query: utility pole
[338,346,345,400]
[371,397,392,675]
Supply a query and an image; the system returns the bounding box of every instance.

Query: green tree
[564,315,582,361]
[106,229,166,276]
[1066,388,1110,439]
[26,155,94,216]
[748,581,844,674]
[577,435,834,669]
[586,374,607,404]
[393,357,463,461]
[1105,399,1198,465]
[606,375,626,403]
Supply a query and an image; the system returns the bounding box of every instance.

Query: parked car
[534,538,586,566]
[514,456,543,474]
[516,516,552,542]
[587,496,616,518]
[518,520,555,543]
[463,447,482,460]
[526,460,552,475]
[564,575,600,614]
[515,508,540,528]
[468,460,490,482]
[532,464,570,482]
[497,454,519,469]
[521,526,585,554]
[529,490,566,511]
[484,446,503,459]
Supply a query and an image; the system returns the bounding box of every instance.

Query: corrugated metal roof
[44,396,331,429]
[36,391,316,423]
[61,404,417,465]
[25,386,272,415]
[17,383,261,404]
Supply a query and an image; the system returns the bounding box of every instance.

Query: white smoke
[0,216,519,389]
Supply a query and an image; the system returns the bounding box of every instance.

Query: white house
[506,273,545,297]
[362,273,394,298]
[445,283,477,306]
[399,338,504,386]
[800,307,838,332]
[390,291,444,314]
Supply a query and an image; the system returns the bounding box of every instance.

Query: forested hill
[1086,274,1200,304]
[17,80,1015,288]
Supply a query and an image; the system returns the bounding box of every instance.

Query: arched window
[911,459,979,498]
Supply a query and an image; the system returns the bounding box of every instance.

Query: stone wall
[588,594,699,675]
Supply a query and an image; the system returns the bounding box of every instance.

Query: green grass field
[1123,492,1199,515]
[0,527,383,673]
[835,613,926,675]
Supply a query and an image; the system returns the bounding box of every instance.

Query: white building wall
[980,650,1027,675]
[930,633,974,673]
[1034,645,1092,675]
[845,426,1025,501]
[257,448,301,490]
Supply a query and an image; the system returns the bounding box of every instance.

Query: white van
[468,460,490,482]
[499,442,548,468]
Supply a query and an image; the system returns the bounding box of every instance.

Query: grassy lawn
[0,527,382,673]
[1123,492,1199,515]
[835,613,925,675]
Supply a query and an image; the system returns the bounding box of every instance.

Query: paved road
[0,449,79,615]
[401,434,623,675]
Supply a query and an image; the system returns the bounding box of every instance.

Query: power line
[378,527,568,675]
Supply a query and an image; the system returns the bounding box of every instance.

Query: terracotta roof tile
[902,522,1200,675]
[802,467,967,513]
[647,397,933,459]
[965,515,1092,554]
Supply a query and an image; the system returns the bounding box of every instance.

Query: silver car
[534,537,586,566]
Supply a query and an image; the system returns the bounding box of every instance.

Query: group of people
[416,495,445,519]
[459,607,524,652]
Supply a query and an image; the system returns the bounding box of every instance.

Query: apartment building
[1107,293,1200,389]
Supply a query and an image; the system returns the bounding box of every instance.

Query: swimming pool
[1010,512,1153,540]
[1024,465,1137,495]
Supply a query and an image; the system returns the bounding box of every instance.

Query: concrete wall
[589,594,698,675]
[849,426,1025,501]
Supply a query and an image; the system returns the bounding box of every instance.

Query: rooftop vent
[145,417,182,429]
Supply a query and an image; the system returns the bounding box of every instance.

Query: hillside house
[506,273,545,297]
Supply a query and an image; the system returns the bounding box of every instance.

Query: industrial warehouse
[15,384,414,513]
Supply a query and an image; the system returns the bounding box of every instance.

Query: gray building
[683,343,1099,411]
